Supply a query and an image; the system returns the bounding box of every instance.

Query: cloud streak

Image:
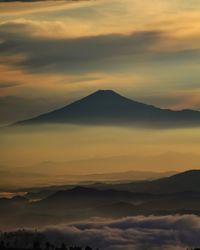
[0,95,62,125]
[0,20,162,73]
[1,19,200,77]
[0,81,20,88]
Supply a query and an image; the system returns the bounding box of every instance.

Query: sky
[0,0,200,188]
[0,0,200,125]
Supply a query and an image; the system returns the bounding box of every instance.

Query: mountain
[34,172,200,213]
[81,170,176,181]
[2,171,200,229]
[22,170,175,201]
[28,183,200,220]
[31,174,200,220]
[99,170,200,194]
[36,186,153,209]
[14,90,200,127]
[0,195,28,216]
[20,169,200,200]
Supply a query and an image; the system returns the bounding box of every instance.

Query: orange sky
[0,0,200,188]
[0,0,200,125]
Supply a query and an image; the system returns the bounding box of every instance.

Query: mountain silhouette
[14,90,200,127]
[2,170,200,229]
[103,170,200,194]
[27,171,200,219]
[36,186,152,209]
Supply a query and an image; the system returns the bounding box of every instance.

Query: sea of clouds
[2,215,200,250]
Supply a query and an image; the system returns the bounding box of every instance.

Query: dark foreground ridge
[14,89,200,128]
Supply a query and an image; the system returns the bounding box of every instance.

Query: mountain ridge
[14,90,200,127]
[98,169,200,194]
[1,170,200,229]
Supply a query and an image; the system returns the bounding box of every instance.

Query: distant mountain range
[94,169,200,194]
[14,90,200,127]
[20,170,175,201]
[1,170,200,230]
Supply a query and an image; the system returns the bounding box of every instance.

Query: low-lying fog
[0,124,200,189]
[1,215,200,250]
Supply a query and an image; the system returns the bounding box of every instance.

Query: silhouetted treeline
[0,231,99,250]
[187,248,200,250]
[0,240,99,250]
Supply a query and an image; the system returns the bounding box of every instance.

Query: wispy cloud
[1,19,200,76]
[0,81,20,88]
[0,20,163,73]
[0,95,62,125]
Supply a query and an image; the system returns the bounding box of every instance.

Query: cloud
[2,215,200,250]
[1,0,200,112]
[0,20,163,74]
[1,19,200,77]
[138,91,200,111]
[34,215,200,249]
[0,0,83,2]
[0,95,61,125]
[0,81,20,88]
